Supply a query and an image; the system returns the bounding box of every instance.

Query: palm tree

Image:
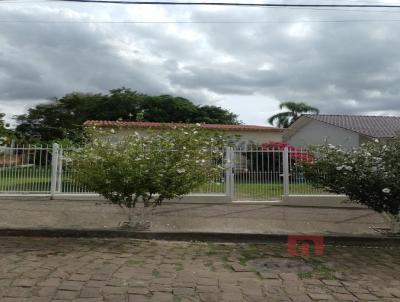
[268,102,319,128]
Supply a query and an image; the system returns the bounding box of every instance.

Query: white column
[283,147,290,196]
[56,147,63,193]
[50,143,59,198]
[225,147,235,199]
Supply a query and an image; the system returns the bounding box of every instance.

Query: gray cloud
[0,2,400,125]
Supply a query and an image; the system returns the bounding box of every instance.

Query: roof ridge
[84,120,274,127]
[83,120,284,132]
[299,114,400,138]
[304,114,400,118]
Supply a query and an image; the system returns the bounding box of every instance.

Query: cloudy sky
[1,0,400,126]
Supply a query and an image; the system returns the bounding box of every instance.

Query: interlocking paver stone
[259,272,280,279]
[149,284,172,292]
[4,287,32,298]
[219,284,241,293]
[128,287,150,295]
[54,290,79,300]
[220,293,243,302]
[38,278,61,287]
[37,286,58,297]
[149,292,173,302]
[196,285,219,293]
[173,287,195,296]
[103,294,127,302]
[0,238,399,302]
[198,292,219,302]
[86,280,107,288]
[322,279,342,286]
[129,295,149,302]
[102,286,128,295]
[389,288,400,298]
[333,293,358,301]
[80,287,101,298]
[59,280,84,291]
[308,292,334,300]
[12,278,36,287]
[0,279,12,287]
[353,292,380,300]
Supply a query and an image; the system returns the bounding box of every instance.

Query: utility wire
[3,0,400,14]
[2,0,400,14]
[47,0,400,8]
[2,18,400,23]
[0,1,49,2]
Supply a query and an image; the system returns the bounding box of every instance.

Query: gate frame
[283,147,289,197]
[225,147,235,198]
[50,143,60,198]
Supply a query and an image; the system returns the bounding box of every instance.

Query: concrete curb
[0,228,399,246]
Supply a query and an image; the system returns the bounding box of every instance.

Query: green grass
[234,183,326,200]
[175,263,184,271]
[299,257,336,280]
[0,166,326,199]
[127,259,144,266]
[239,244,263,265]
[0,166,52,192]
[152,269,160,278]
[194,182,326,200]
[0,166,83,193]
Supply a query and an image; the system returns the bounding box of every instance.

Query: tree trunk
[138,202,153,230]
[127,206,134,225]
[390,214,400,234]
[120,203,153,230]
[382,212,400,234]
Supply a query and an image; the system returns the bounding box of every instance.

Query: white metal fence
[228,146,326,200]
[0,145,53,193]
[0,144,326,200]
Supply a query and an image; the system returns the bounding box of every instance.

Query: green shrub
[302,139,400,232]
[70,125,226,227]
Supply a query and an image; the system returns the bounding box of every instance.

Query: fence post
[225,147,235,199]
[56,147,63,193]
[283,146,289,196]
[50,143,59,199]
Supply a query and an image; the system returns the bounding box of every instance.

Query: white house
[84,120,284,146]
[284,114,400,149]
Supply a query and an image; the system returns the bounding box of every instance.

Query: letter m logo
[288,235,324,256]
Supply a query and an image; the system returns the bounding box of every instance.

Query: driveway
[0,237,399,301]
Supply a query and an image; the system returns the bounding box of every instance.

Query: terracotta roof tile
[84,120,283,132]
[304,114,400,138]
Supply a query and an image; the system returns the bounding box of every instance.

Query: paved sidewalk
[0,237,400,302]
[0,199,390,235]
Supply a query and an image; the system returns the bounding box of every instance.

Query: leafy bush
[302,140,400,232]
[70,125,226,227]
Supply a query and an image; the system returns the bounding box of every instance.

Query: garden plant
[302,139,400,233]
[70,125,226,229]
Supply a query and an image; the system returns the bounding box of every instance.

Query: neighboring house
[284,114,400,149]
[84,120,284,147]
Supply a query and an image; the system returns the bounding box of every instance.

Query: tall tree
[0,113,6,130]
[15,93,107,143]
[15,88,239,143]
[140,95,198,123]
[0,113,14,144]
[268,102,319,128]
[195,105,240,125]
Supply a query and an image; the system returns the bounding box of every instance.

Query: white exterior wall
[232,131,283,145]
[285,119,360,149]
[113,128,283,145]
